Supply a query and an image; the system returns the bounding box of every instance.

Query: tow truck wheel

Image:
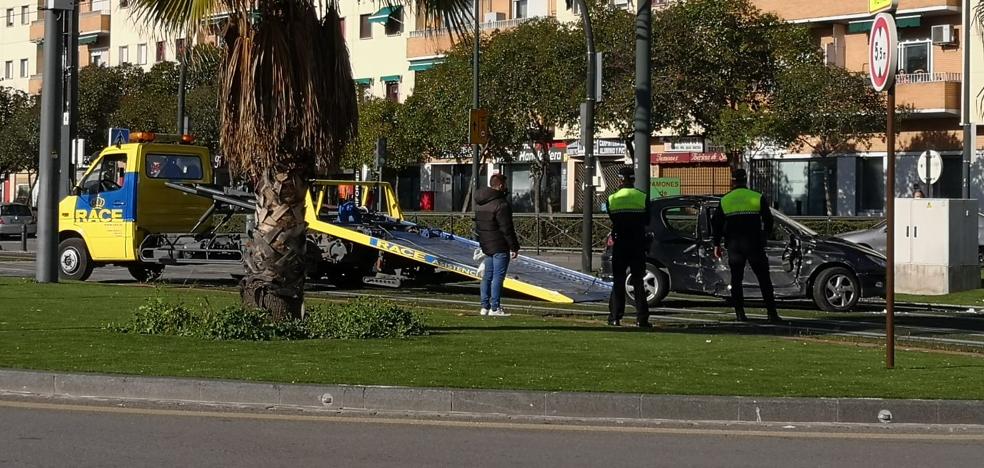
[127,264,165,283]
[58,238,94,281]
[626,262,669,307]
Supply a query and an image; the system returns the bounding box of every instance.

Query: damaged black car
[601,196,886,312]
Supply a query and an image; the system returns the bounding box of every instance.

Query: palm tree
[130,0,471,320]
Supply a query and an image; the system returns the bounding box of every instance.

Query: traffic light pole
[471,0,482,205]
[633,0,652,196]
[59,0,79,198]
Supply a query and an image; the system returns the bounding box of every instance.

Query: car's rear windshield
[0,205,31,216]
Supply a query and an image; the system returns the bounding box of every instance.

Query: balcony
[407,17,534,58]
[29,11,110,44]
[78,11,111,43]
[29,19,43,43]
[28,74,42,95]
[896,72,961,116]
[753,0,960,22]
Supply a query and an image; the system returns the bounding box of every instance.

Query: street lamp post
[573,0,597,273]
[633,0,652,197]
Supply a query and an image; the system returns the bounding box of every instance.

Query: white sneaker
[480,308,489,316]
[487,308,510,317]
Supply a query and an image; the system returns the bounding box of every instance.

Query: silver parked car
[0,203,36,238]
[837,214,984,262]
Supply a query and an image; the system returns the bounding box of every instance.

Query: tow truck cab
[57,133,212,280]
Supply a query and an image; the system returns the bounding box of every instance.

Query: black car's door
[701,203,800,298]
[762,220,803,296]
[653,201,720,295]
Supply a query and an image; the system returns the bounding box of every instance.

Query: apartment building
[751,0,973,215]
[0,0,186,203]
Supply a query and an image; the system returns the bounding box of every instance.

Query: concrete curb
[3,369,983,425]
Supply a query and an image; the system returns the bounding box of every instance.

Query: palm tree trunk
[240,166,309,321]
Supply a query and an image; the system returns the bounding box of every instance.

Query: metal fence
[403,212,882,251]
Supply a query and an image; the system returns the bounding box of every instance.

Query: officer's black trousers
[609,247,650,324]
[727,248,778,319]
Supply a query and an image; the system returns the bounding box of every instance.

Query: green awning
[78,33,99,45]
[380,74,402,83]
[354,78,373,85]
[848,16,920,33]
[408,57,444,72]
[368,6,401,24]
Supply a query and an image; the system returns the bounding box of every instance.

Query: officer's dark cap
[731,168,747,182]
[618,167,635,179]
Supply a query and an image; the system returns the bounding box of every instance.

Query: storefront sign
[567,139,626,158]
[650,177,681,199]
[650,152,728,164]
[516,143,564,163]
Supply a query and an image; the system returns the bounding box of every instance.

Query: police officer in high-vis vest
[607,167,652,329]
[712,169,781,323]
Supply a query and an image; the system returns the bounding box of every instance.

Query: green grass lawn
[1,278,983,400]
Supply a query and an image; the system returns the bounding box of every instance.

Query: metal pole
[886,85,896,369]
[577,0,596,273]
[59,0,78,199]
[962,0,972,199]
[37,6,65,283]
[176,37,188,134]
[471,1,482,206]
[633,0,652,196]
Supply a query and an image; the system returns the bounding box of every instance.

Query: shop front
[650,152,731,197]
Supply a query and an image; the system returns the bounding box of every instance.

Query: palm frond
[128,0,230,36]
[405,0,474,38]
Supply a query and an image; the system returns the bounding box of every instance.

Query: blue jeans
[480,252,510,310]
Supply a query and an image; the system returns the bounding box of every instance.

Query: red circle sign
[868,13,898,92]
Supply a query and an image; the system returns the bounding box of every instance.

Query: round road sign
[868,13,898,92]
[917,150,943,185]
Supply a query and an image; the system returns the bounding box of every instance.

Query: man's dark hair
[490,174,507,189]
[731,168,747,186]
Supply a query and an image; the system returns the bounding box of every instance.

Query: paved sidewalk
[3,369,983,426]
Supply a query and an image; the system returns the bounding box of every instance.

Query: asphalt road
[2,399,984,468]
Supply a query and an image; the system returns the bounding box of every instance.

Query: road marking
[0,399,982,442]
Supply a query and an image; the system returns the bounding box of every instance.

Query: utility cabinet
[895,198,979,295]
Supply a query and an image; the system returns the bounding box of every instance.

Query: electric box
[895,198,979,295]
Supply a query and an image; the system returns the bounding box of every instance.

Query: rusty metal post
[886,85,896,369]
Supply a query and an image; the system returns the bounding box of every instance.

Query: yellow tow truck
[58,132,611,303]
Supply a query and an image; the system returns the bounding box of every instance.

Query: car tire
[127,263,165,283]
[626,262,670,307]
[58,238,94,281]
[812,266,860,312]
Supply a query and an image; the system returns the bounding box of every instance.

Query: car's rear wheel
[812,266,860,312]
[626,262,670,307]
[58,238,94,281]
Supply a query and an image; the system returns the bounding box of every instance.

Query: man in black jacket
[475,174,520,317]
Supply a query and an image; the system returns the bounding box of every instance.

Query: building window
[175,38,186,60]
[385,80,399,102]
[3,61,12,79]
[119,0,129,7]
[20,5,28,25]
[384,8,402,35]
[19,59,28,78]
[118,45,129,64]
[339,17,345,39]
[858,157,884,212]
[136,43,147,65]
[6,8,13,26]
[90,49,106,67]
[898,40,930,74]
[155,41,166,62]
[359,13,372,39]
[514,0,528,19]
